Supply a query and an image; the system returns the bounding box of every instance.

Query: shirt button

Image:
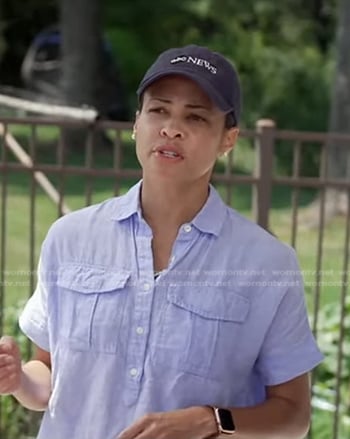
[183,224,192,233]
[136,326,144,335]
[143,282,151,291]
[130,368,138,377]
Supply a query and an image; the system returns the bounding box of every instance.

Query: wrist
[210,406,236,436]
[12,368,27,398]
[192,406,219,439]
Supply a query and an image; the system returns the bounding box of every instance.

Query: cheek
[194,133,223,158]
[192,145,221,174]
[134,127,156,167]
[135,141,146,167]
[135,143,142,162]
[136,117,160,143]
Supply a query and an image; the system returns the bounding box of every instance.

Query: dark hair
[137,94,237,129]
[137,94,145,111]
[225,113,236,129]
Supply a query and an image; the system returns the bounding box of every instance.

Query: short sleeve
[256,251,324,386]
[19,257,50,351]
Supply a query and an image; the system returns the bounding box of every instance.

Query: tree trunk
[322,0,350,219]
[301,0,350,227]
[328,0,350,180]
[60,0,102,109]
[60,0,103,148]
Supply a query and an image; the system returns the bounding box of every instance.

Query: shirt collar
[110,180,142,221]
[191,185,227,237]
[110,181,227,237]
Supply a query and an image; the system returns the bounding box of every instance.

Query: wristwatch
[212,407,236,435]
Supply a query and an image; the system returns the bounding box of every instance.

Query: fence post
[252,119,276,230]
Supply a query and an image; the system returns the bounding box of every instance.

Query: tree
[59,0,108,148]
[327,0,350,213]
[301,0,350,225]
[60,0,102,111]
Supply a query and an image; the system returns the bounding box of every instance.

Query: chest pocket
[57,265,131,354]
[151,285,250,380]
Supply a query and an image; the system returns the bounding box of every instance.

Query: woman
[0,45,323,439]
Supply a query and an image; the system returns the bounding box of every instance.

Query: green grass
[311,408,350,439]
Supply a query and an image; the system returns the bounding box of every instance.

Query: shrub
[0,302,41,439]
[312,295,350,438]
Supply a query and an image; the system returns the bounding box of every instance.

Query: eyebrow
[149,97,211,111]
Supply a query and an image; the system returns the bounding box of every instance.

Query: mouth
[154,147,183,160]
[159,150,180,158]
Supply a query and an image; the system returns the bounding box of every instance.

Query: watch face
[218,408,235,431]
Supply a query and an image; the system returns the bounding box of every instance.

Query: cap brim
[137,69,233,115]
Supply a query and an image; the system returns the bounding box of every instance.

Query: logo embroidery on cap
[170,56,217,74]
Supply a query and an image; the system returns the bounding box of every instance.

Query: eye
[148,107,166,114]
[188,114,206,122]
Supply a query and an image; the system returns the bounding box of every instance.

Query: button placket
[124,231,154,406]
[143,282,151,291]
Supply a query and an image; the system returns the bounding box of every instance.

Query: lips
[154,145,184,159]
[160,150,180,158]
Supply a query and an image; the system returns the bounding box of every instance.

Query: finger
[0,336,15,353]
[0,354,14,367]
[118,426,144,439]
[118,417,150,439]
[0,363,16,380]
[133,427,159,439]
[0,370,16,384]
[0,373,18,394]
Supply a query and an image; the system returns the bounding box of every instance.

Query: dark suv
[21,26,130,120]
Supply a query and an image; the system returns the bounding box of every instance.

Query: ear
[133,110,140,133]
[218,127,239,157]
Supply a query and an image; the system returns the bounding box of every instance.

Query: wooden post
[253,119,276,230]
[0,123,71,215]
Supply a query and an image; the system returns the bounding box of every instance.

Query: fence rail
[0,116,349,439]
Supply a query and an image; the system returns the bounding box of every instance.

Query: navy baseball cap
[136,45,242,126]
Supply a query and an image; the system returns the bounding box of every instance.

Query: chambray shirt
[19,181,323,439]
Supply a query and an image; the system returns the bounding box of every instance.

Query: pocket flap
[57,265,131,293]
[168,287,249,322]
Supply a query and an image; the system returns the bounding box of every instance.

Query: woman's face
[134,75,238,186]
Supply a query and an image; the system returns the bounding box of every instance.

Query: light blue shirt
[19,181,323,439]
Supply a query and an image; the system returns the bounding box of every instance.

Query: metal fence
[0,116,349,439]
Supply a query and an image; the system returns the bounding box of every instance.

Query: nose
[160,120,184,139]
